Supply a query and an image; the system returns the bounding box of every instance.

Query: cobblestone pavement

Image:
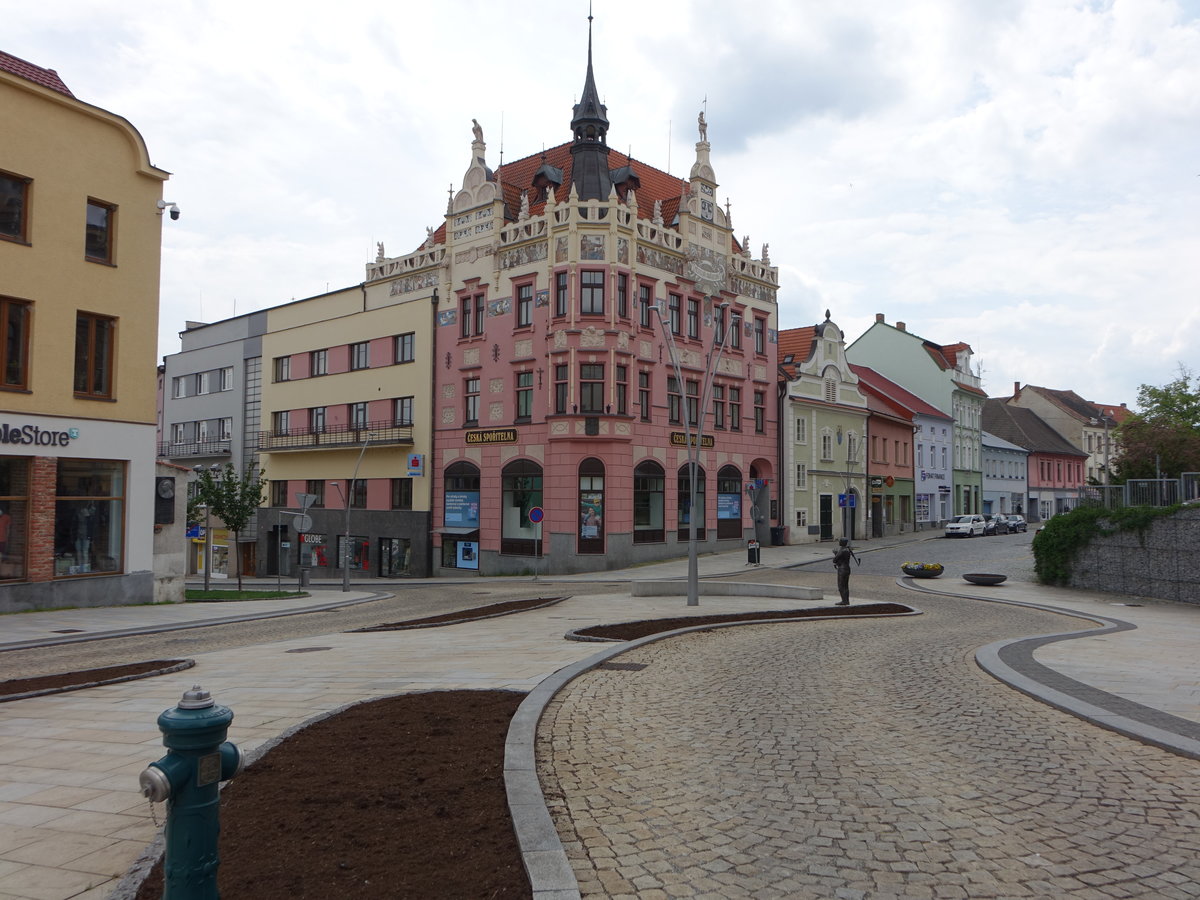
[537,585,1200,899]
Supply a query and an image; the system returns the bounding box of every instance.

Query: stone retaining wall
[1068,506,1200,605]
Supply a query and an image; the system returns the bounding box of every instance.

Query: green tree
[193,462,266,590]
[1113,366,1200,481]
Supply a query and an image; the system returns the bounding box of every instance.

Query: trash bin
[747,540,761,565]
[770,526,786,546]
[298,567,311,588]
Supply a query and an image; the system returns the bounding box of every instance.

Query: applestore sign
[0,423,79,447]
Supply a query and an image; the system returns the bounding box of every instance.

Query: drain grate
[52,629,85,634]
[598,662,648,672]
[286,646,333,653]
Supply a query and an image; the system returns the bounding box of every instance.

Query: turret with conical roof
[569,11,612,201]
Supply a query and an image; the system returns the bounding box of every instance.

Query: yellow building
[257,281,434,576]
[0,50,169,609]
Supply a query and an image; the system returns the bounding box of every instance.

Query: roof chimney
[875,313,884,323]
[1014,381,1020,398]
[896,321,906,332]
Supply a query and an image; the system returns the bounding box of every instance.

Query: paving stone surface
[537,592,1200,899]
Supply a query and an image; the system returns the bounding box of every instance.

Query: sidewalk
[0,531,1195,898]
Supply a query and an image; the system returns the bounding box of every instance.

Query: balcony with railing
[258,420,414,452]
[157,439,233,459]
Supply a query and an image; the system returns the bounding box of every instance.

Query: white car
[945,514,986,538]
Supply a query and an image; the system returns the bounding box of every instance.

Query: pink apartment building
[386,31,780,575]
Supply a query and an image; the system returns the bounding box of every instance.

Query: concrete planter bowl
[902,563,943,578]
[963,573,1007,586]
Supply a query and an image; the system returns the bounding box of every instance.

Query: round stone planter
[963,573,1007,586]
[902,564,943,578]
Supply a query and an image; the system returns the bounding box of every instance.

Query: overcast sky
[10,0,1199,408]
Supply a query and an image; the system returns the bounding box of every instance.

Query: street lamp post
[653,301,739,607]
[342,432,376,592]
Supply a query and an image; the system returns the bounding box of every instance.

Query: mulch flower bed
[575,601,912,640]
[0,659,193,701]
[133,690,529,900]
[349,596,565,631]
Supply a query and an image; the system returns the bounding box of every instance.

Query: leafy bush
[1032,503,1183,585]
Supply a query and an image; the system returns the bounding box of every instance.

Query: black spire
[569,7,612,200]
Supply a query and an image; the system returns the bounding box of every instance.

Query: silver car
[945,514,986,537]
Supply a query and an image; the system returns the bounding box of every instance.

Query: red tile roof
[952,379,988,398]
[850,364,952,421]
[0,50,74,97]
[776,327,817,378]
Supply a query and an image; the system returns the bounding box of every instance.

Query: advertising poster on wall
[445,491,480,528]
[579,492,603,538]
[717,492,741,520]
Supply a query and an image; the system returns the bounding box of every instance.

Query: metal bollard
[139,686,244,899]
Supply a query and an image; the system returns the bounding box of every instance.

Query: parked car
[981,514,998,536]
[1005,514,1028,533]
[945,514,986,538]
[991,514,1011,535]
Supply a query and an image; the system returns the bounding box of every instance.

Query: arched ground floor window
[501,459,542,556]
[633,460,664,544]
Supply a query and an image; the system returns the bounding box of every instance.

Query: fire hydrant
[139,686,244,899]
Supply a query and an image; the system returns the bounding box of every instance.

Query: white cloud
[7,0,1198,407]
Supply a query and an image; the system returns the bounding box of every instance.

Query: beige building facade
[1,50,169,610]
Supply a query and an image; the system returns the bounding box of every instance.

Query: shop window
[379,537,411,576]
[336,534,369,573]
[717,464,742,539]
[299,533,329,568]
[73,312,115,398]
[0,171,30,243]
[444,462,481,526]
[501,459,542,556]
[578,457,605,554]
[633,460,664,544]
[84,199,115,263]
[677,464,707,541]
[0,457,30,581]
[0,297,30,390]
[53,458,124,577]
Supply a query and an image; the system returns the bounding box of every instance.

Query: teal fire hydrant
[139,686,244,899]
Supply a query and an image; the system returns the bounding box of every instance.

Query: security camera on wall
[156,200,181,220]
